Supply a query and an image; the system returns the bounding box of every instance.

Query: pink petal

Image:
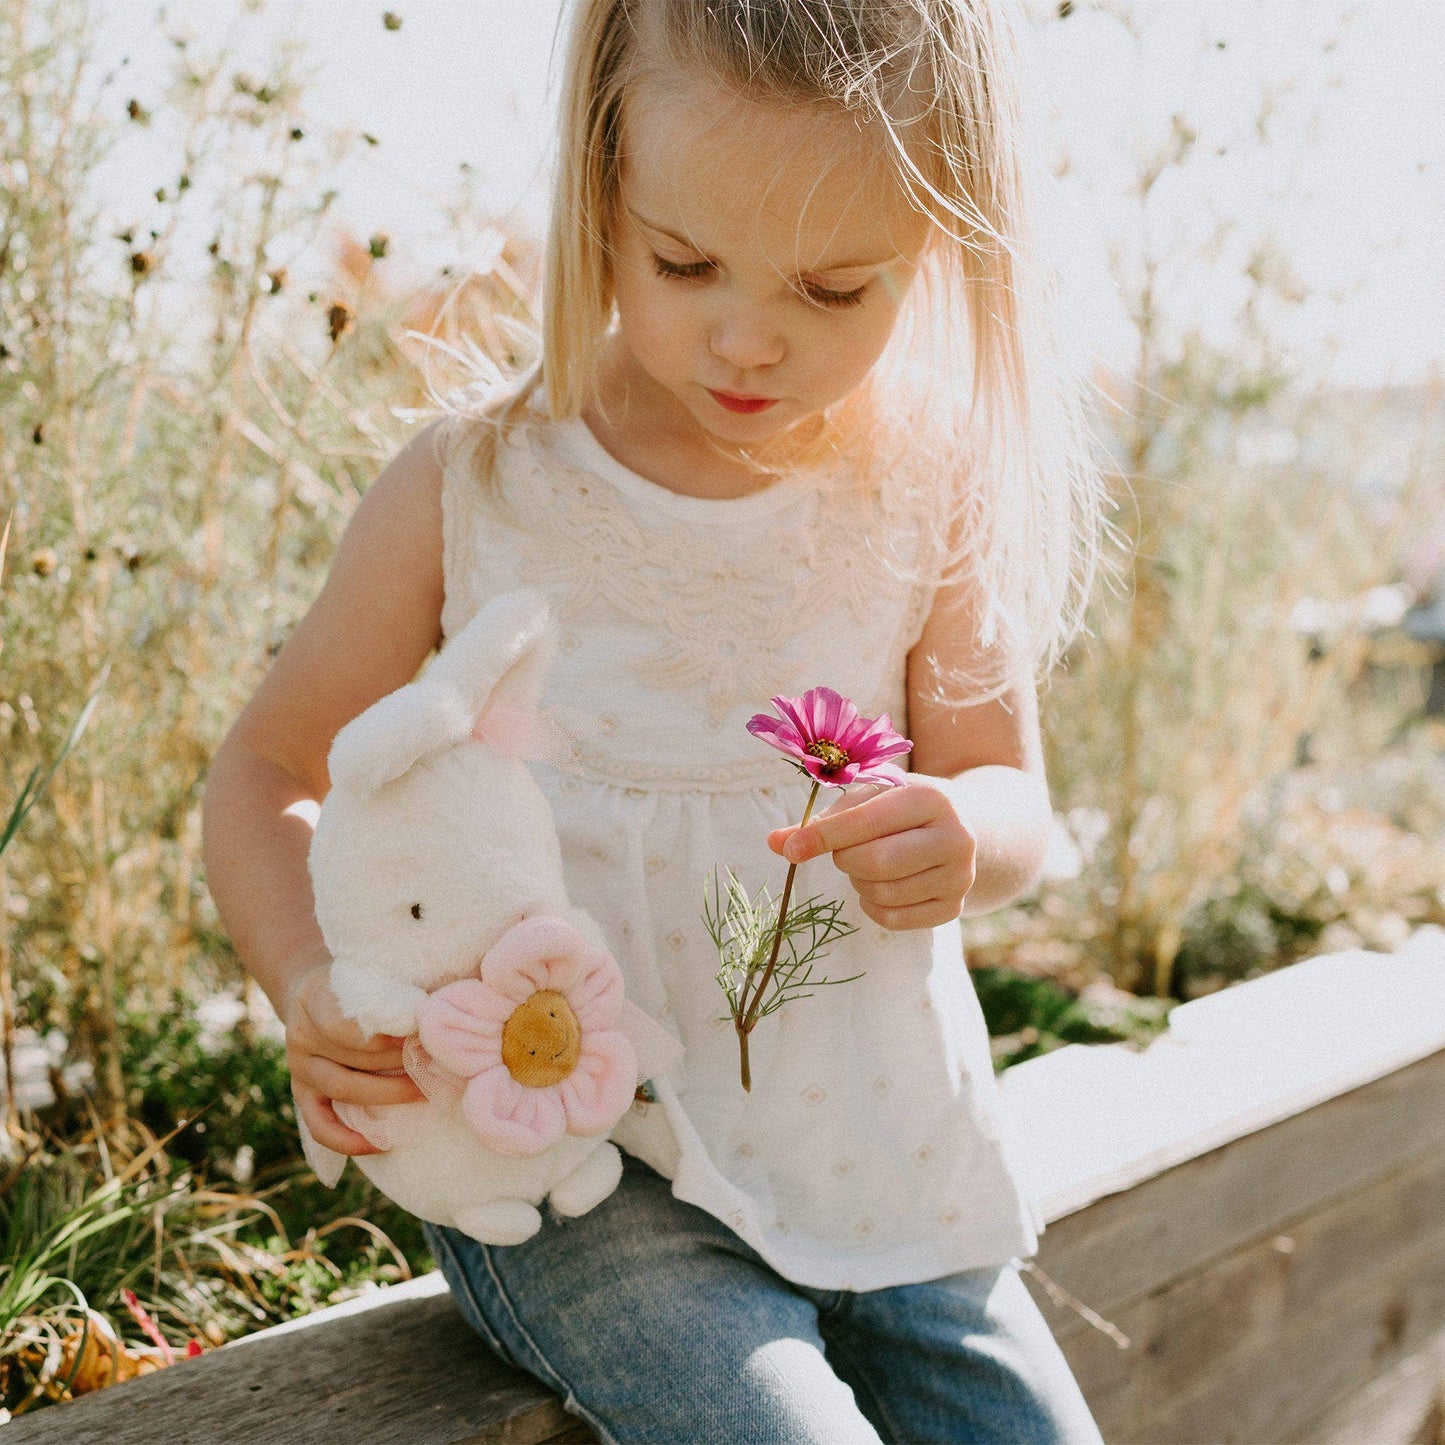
[820,688,857,744]
[557,1030,638,1136]
[461,1065,567,1157]
[745,714,807,762]
[849,713,913,761]
[853,759,910,787]
[482,916,591,1001]
[416,979,509,1079]
[802,688,828,738]
[567,949,626,1031]
[803,687,837,740]
[768,692,816,743]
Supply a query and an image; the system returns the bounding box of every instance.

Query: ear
[428,587,556,725]
[326,683,472,796]
[325,587,555,796]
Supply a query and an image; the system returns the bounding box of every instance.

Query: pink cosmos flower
[746,686,913,788]
[415,916,638,1158]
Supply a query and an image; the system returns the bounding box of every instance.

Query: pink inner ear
[471,701,539,758]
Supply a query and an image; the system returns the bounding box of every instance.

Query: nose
[708,314,786,373]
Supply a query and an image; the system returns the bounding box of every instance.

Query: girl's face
[606,73,933,451]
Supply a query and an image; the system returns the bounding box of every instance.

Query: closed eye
[652,254,712,282]
[799,281,868,310]
[652,253,867,310]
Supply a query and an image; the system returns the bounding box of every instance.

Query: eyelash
[650,254,868,311]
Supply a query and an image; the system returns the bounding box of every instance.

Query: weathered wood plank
[1024,1136,1445,1437]
[1034,1156,1445,1427]
[1024,1048,1445,1329]
[3,1287,578,1445]
[1287,1320,1445,1445]
[1122,1225,1445,1443]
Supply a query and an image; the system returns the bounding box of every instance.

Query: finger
[310,995,412,1053]
[297,1056,428,1107]
[857,864,955,908]
[832,827,942,882]
[769,784,887,856]
[784,784,933,862]
[859,896,958,931]
[295,1087,385,1157]
[319,1038,412,1073]
[290,1012,411,1072]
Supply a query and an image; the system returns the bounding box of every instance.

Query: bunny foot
[547,1141,624,1218]
[452,1200,544,1246]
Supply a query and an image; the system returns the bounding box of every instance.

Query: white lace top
[436,397,1045,1290]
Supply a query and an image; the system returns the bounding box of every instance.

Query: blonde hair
[428,0,1109,707]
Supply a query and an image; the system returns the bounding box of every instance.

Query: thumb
[766,783,885,856]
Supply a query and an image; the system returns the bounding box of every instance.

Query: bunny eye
[410,902,424,921]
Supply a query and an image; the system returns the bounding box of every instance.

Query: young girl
[203,0,1108,1440]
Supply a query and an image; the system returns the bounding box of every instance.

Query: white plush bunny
[297,587,680,1245]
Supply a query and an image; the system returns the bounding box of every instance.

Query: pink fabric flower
[416,916,638,1158]
[746,686,913,788]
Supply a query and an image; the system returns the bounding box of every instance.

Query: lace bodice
[439,406,937,787]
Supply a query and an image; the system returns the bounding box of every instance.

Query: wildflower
[714,688,910,1089]
[417,917,637,1157]
[746,685,912,788]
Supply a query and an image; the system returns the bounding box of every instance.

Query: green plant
[974,966,1173,1071]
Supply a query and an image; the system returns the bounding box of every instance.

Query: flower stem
[737,780,823,1089]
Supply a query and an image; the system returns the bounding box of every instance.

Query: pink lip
[708,390,779,415]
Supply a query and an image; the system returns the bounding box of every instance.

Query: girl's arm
[201,421,451,1151]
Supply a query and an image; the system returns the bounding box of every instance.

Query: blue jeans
[424,1151,1105,1444]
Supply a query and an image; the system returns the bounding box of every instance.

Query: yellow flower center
[501,989,582,1088]
[806,739,849,773]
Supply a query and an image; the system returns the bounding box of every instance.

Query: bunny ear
[326,588,555,795]
[429,587,556,726]
[327,683,472,795]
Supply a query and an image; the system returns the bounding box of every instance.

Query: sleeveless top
[436,395,1045,1290]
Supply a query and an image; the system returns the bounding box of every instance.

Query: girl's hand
[767,778,977,931]
[284,963,426,1156]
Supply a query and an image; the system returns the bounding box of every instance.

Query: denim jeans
[424,1151,1105,1445]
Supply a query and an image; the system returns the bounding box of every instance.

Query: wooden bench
[10,928,1445,1444]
